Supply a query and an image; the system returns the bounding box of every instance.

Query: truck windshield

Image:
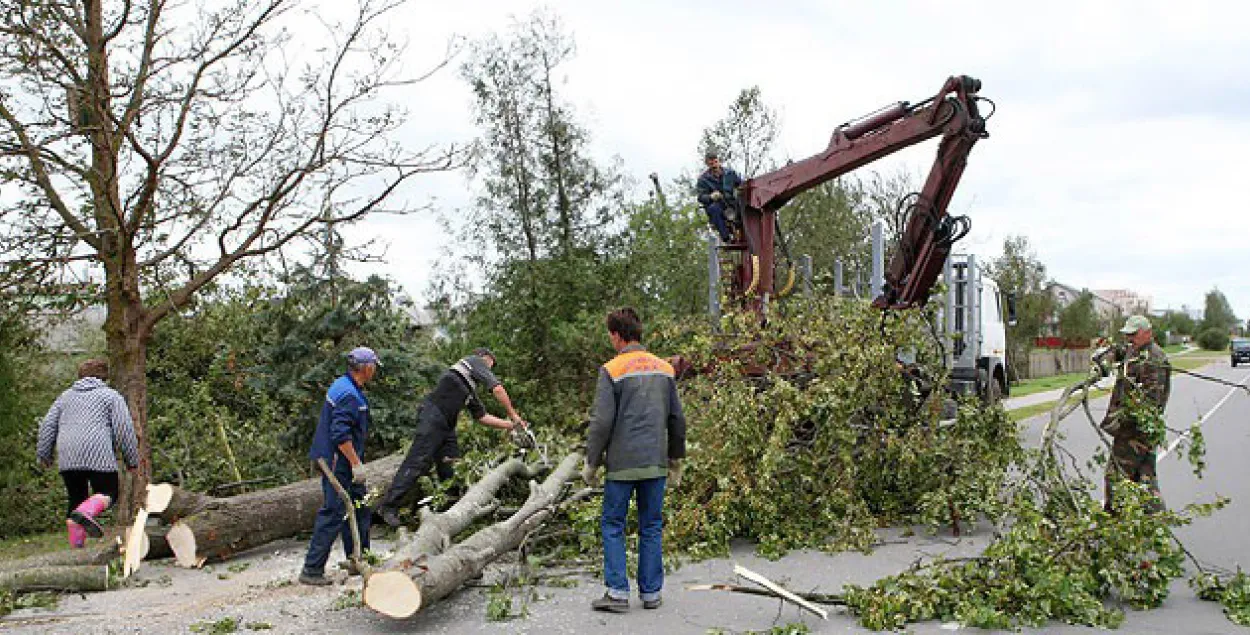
[1234,340,1250,351]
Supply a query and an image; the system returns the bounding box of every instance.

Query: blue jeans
[302,460,371,576]
[601,476,666,601]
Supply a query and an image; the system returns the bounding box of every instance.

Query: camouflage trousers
[1104,436,1164,513]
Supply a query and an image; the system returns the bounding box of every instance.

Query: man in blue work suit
[696,151,742,243]
[300,346,380,586]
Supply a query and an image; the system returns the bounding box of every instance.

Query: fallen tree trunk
[165,454,403,567]
[387,457,542,568]
[364,452,582,619]
[145,483,213,521]
[0,565,110,593]
[0,544,119,573]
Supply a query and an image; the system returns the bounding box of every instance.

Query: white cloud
[330,0,1250,320]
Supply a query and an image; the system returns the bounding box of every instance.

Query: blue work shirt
[308,374,370,466]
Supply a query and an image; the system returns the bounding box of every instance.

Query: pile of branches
[646,297,1021,558]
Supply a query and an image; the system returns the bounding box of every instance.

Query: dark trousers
[377,404,460,513]
[1105,437,1164,513]
[61,470,119,517]
[302,459,371,576]
[704,201,734,242]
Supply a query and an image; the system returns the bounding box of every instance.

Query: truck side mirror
[1004,292,1019,327]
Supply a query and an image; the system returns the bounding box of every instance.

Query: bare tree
[0,0,461,519]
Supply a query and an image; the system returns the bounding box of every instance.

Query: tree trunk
[384,457,541,569]
[0,565,110,593]
[0,545,119,573]
[165,454,403,567]
[364,452,582,619]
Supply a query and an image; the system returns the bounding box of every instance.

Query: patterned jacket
[585,344,686,481]
[1103,342,1171,441]
[37,378,140,472]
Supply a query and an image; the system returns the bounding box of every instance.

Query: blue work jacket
[308,374,370,466]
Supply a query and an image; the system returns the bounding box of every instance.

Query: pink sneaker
[69,494,111,538]
[67,519,86,548]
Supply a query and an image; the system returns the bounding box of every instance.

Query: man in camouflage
[1099,315,1171,513]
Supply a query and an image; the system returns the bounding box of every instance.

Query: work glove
[581,461,601,487]
[351,464,367,486]
[667,459,683,488]
[710,191,723,201]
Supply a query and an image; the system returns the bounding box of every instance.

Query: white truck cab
[945,254,1014,403]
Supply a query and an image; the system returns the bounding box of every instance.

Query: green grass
[1009,387,1111,422]
[1011,371,1092,398]
[1163,344,1186,355]
[0,530,64,563]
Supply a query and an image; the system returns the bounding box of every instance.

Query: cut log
[123,508,150,578]
[364,452,582,619]
[0,544,119,573]
[146,483,213,521]
[166,454,402,567]
[0,565,109,593]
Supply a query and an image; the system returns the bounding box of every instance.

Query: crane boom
[729,75,988,309]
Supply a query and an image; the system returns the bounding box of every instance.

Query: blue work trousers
[302,459,371,576]
[601,476,666,601]
[704,202,733,242]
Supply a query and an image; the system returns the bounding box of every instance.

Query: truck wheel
[981,370,1002,406]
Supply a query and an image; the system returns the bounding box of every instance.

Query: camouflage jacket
[1102,342,1171,441]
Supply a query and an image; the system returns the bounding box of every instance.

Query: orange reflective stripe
[603,350,674,380]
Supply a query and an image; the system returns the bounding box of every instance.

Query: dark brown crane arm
[735,75,988,309]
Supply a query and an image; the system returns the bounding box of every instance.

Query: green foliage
[650,297,1020,559]
[699,85,779,178]
[844,485,1220,630]
[1197,327,1229,351]
[1058,290,1102,344]
[189,617,238,634]
[986,235,1055,380]
[145,267,442,492]
[1154,310,1197,345]
[1200,289,1238,335]
[0,590,59,618]
[1192,568,1250,626]
[485,585,513,621]
[0,317,68,536]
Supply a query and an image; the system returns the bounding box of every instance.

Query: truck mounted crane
[721,75,989,310]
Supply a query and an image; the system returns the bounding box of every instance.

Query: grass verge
[0,530,65,564]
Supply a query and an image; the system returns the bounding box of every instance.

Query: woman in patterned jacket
[37,358,140,547]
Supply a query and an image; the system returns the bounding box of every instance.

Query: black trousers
[378,403,461,512]
[60,470,119,517]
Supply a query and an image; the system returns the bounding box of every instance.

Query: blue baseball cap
[347,346,381,367]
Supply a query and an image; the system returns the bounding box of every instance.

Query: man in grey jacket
[583,308,686,613]
[37,358,139,547]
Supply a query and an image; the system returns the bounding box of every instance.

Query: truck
[943,254,1016,403]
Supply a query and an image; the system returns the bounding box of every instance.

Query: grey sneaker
[591,593,629,613]
[298,572,332,586]
[642,596,662,610]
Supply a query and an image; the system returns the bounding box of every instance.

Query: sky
[333,0,1250,320]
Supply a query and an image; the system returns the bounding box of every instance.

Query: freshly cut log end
[363,571,423,619]
[146,483,174,514]
[123,508,150,578]
[166,522,199,568]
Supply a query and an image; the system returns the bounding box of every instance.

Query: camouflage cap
[1119,315,1152,334]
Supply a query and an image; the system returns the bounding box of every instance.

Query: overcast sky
[337,0,1250,320]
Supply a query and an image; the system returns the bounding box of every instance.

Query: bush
[1197,327,1229,351]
